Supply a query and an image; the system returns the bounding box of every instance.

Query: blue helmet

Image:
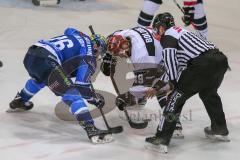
[90,34,107,56]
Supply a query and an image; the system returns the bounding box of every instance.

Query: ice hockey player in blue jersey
[8,27,113,144]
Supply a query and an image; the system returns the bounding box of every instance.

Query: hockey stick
[173,0,185,13]
[172,0,196,29]
[89,25,123,134]
[99,107,123,134]
[89,25,96,35]
[110,75,149,129]
[90,84,123,134]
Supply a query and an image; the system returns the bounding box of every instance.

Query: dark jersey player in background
[137,0,208,38]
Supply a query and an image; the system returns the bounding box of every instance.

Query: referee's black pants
[157,49,229,145]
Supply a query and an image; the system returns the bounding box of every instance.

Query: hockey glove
[152,80,174,96]
[182,6,195,26]
[87,93,105,109]
[115,96,127,111]
[115,92,136,111]
[100,52,117,76]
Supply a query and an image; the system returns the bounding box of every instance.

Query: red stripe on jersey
[184,1,197,6]
[147,26,153,30]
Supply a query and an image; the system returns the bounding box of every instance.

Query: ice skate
[204,126,230,142]
[172,122,184,139]
[32,0,60,6]
[145,136,168,153]
[137,97,147,108]
[7,93,34,113]
[80,122,114,144]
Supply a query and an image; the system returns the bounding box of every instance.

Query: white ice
[0,0,240,160]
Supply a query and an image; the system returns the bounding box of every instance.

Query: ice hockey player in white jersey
[101,26,183,138]
[137,0,208,38]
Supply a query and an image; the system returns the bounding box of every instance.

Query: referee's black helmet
[152,12,175,32]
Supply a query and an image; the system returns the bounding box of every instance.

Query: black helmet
[152,12,175,31]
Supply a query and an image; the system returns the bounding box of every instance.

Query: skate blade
[205,133,230,142]
[144,143,168,154]
[91,134,114,144]
[6,108,26,113]
[39,0,59,6]
[172,130,184,139]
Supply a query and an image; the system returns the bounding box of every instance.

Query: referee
[145,12,230,153]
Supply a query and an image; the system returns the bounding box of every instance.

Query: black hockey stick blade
[109,126,124,134]
[99,108,123,134]
[123,109,149,129]
[128,120,149,129]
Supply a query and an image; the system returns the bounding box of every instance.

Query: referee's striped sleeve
[162,48,179,81]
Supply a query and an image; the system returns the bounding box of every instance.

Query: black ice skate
[137,97,147,108]
[172,121,184,139]
[145,136,168,153]
[80,122,114,144]
[204,126,230,142]
[32,0,60,6]
[7,93,34,112]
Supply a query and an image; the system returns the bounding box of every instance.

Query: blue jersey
[21,28,98,117]
[34,28,96,85]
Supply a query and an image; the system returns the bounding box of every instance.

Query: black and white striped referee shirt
[160,26,216,82]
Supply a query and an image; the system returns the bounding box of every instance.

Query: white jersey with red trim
[113,27,164,98]
[113,27,163,71]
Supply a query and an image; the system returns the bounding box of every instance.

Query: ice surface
[0,0,240,160]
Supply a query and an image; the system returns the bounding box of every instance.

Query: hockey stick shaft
[89,25,96,35]
[173,0,196,29]
[110,75,120,95]
[99,108,111,129]
[99,107,123,133]
[88,25,108,58]
[90,82,123,134]
[110,75,148,129]
[109,75,132,122]
[88,25,114,130]
[109,76,131,122]
[173,0,184,14]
